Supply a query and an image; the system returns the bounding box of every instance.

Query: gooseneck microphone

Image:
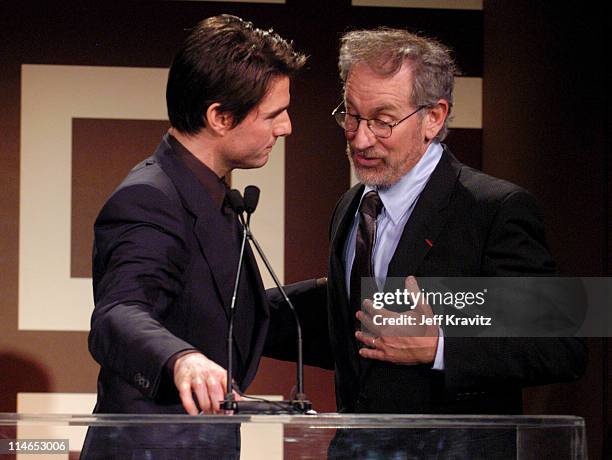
[223,190,248,406]
[243,185,260,224]
[227,189,245,215]
[222,186,312,414]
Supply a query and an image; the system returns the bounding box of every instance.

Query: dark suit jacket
[326,146,587,414]
[84,136,333,458]
[89,135,275,414]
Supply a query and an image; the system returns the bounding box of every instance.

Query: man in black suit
[323,27,586,456]
[83,15,309,458]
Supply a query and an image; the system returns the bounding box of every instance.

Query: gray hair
[339,28,457,141]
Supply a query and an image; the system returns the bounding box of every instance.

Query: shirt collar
[166,133,228,211]
[363,141,444,225]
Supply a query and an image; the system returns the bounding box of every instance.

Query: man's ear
[204,103,234,135]
[422,99,449,142]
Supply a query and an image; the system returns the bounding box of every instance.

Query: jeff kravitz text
[372,314,492,327]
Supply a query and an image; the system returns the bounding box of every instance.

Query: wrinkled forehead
[344,60,415,107]
[345,51,414,79]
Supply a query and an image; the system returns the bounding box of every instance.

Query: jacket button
[134,373,150,389]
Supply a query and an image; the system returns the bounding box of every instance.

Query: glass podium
[0,413,586,459]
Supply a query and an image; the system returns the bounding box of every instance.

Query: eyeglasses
[332,102,426,139]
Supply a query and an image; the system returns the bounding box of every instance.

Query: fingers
[173,352,230,415]
[361,298,380,318]
[356,310,380,335]
[178,379,200,416]
[358,346,386,361]
[316,277,328,288]
[357,299,379,336]
[404,275,423,309]
[404,275,418,291]
[206,375,224,413]
[192,376,211,414]
[357,333,439,365]
[404,275,424,309]
[176,369,212,415]
[404,275,435,318]
[355,330,379,348]
[355,330,389,361]
[357,304,403,337]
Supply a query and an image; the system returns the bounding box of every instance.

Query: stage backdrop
[0,1,608,458]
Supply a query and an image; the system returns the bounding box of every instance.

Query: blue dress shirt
[344,141,445,370]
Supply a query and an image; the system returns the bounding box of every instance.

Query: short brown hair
[339,28,456,141]
[167,15,306,134]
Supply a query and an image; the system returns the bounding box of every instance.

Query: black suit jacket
[326,147,587,414]
[89,135,273,414]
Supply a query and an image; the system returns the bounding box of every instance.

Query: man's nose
[349,120,376,151]
[274,111,292,137]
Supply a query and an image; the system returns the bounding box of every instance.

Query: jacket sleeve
[264,280,335,370]
[89,184,195,400]
[444,190,588,390]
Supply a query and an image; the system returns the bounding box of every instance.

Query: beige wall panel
[232,139,285,287]
[240,396,283,460]
[17,392,97,458]
[352,0,482,9]
[19,65,168,331]
[450,77,482,129]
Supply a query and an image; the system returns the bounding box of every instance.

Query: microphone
[243,185,260,228]
[221,187,312,414]
[243,185,260,220]
[227,189,245,219]
[223,189,249,407]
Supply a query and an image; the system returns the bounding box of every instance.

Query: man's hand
[355,276,439,365]
[173,352,240,415]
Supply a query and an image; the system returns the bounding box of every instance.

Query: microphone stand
[221,189,312,414]
[223,210,249,408]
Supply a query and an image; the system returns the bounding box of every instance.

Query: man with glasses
[321,28,586,455]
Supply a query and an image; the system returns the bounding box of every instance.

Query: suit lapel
[330,184,364,312]
[386,148,461,278]
[330,184,364,277]
[329,184,365,377]
[193,216,239,317]
[154,138,238,318]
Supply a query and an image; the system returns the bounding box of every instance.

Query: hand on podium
[173,352,241,415]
